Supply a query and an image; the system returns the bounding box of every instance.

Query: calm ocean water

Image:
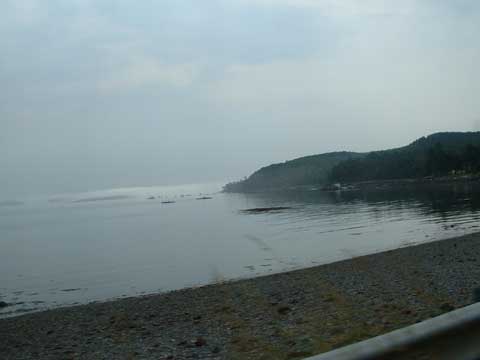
[1,182,480,318]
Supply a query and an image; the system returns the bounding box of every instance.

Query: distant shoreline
[344,173,480,185]
[2,231,480,359]
[223,174,480,193]
[336,174,480,192]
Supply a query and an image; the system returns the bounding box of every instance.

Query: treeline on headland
[330,132,480,183]
[223,132,480,193]
[223,151,364,192]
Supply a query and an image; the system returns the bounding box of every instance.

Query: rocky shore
[2,232,480,359]
[340,174,480,192]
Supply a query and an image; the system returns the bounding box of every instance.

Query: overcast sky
[2,0,480,198]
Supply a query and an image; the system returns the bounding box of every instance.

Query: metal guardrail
[305,302,480,360]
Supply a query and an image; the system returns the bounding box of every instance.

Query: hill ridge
[224,131,480,192]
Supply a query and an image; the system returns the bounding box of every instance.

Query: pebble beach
[2,232,480,359]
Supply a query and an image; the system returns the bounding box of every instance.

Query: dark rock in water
[196,196,212,200]
[241,207,292,214]
[161,201,175,204]
[0,301,9,308]
[147,196,156,200]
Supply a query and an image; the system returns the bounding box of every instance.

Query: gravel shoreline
[2,232,480,359]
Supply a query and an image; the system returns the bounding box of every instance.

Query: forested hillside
[224,132,480,193]
[329,132,480,183]
[223,152,363,192]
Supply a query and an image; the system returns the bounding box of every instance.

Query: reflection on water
[1,182,480,317]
